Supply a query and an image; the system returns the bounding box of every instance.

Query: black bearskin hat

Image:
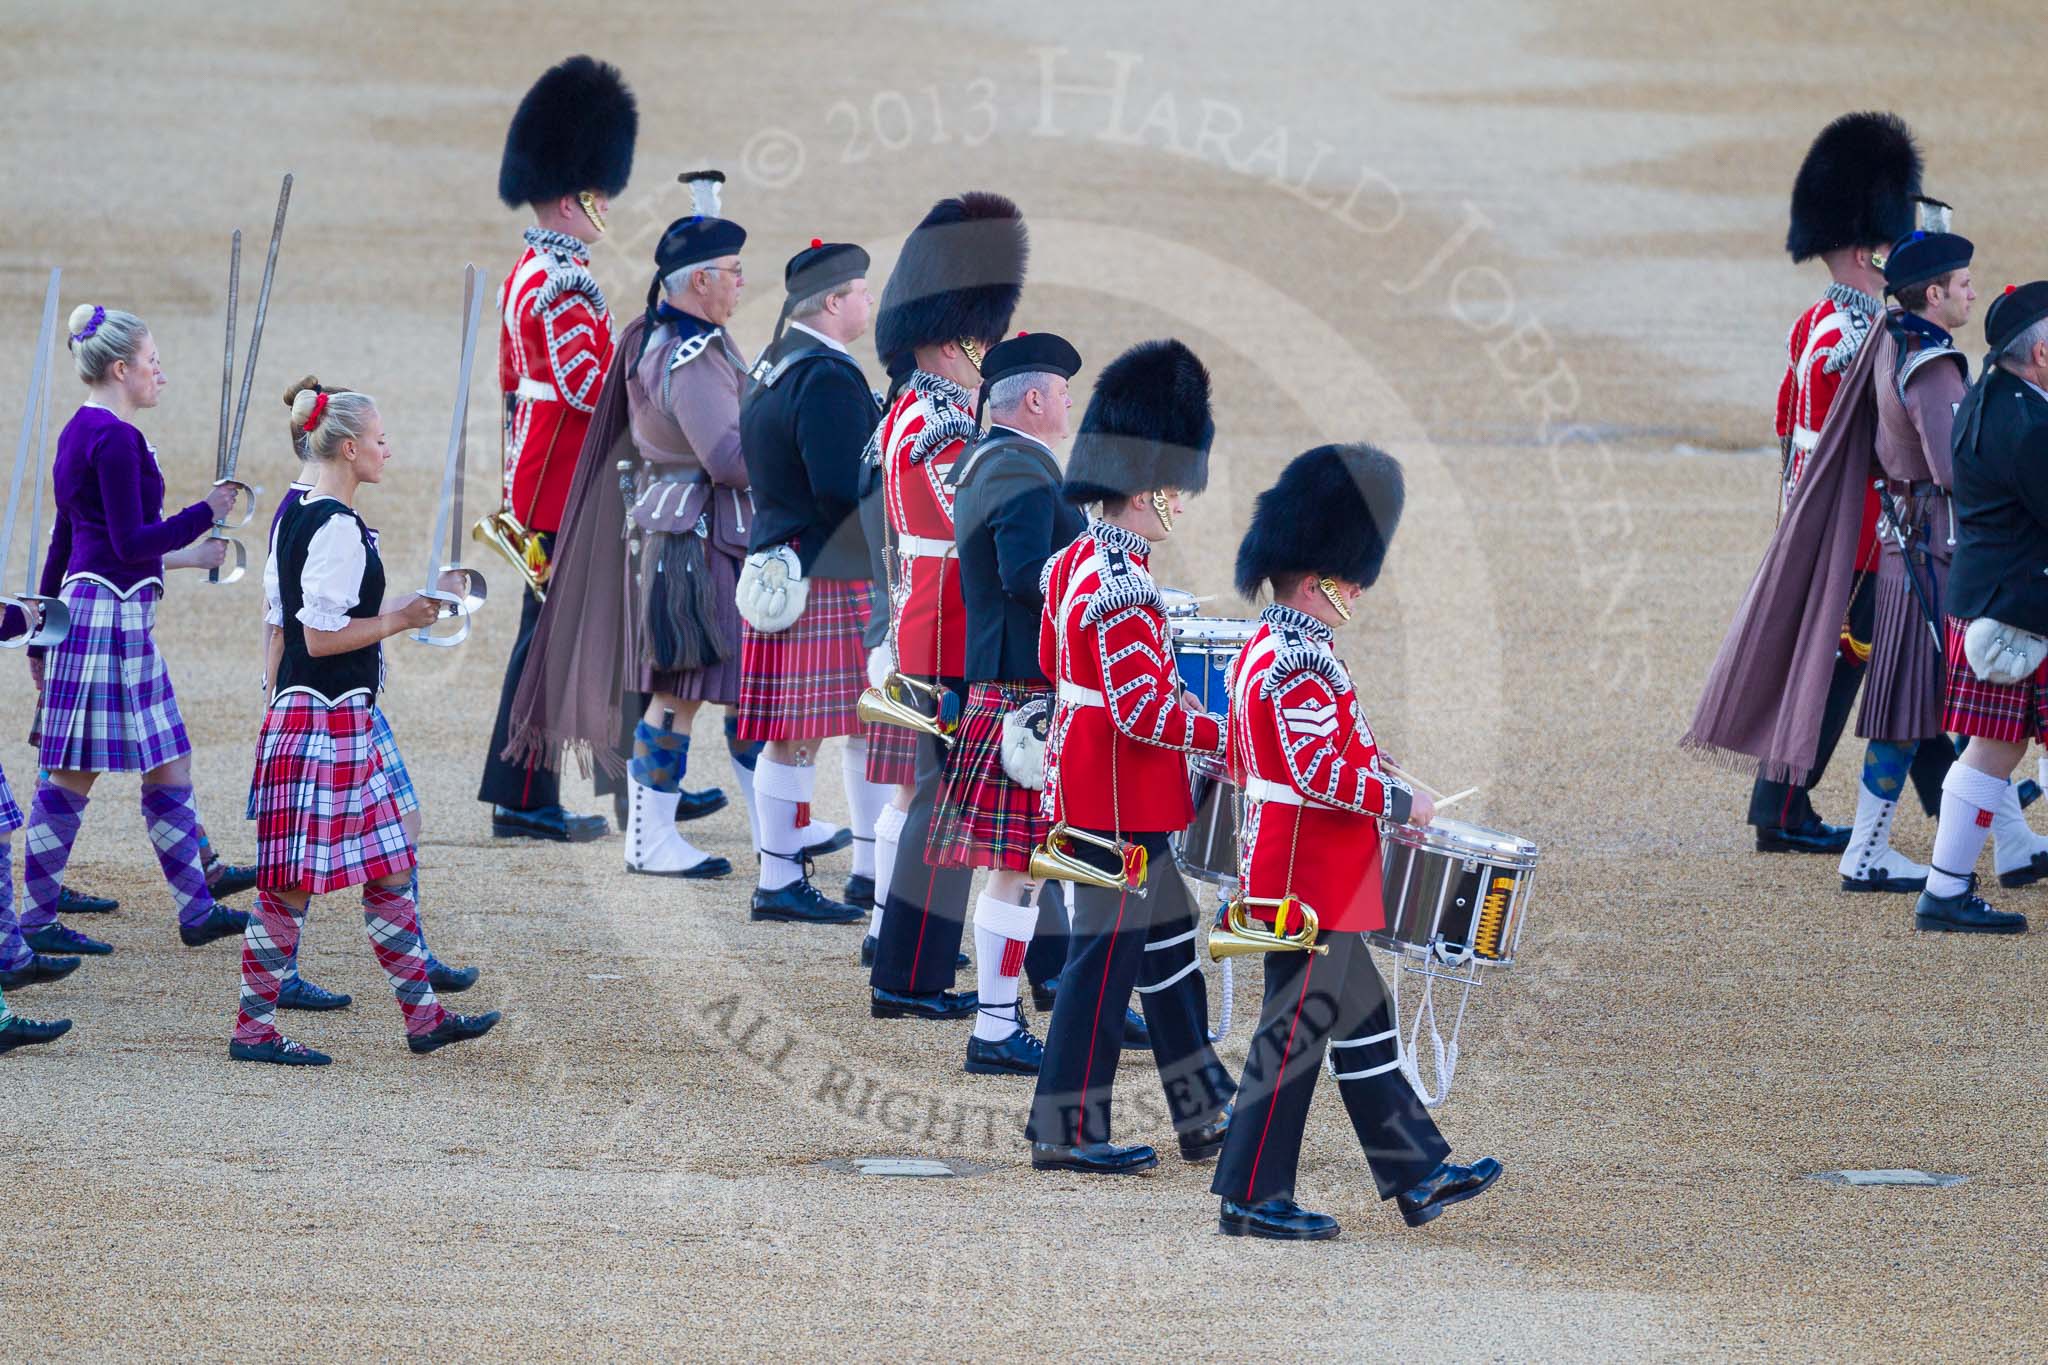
[498,56,639,209]
[1785,111,1922,262]
[1062,339,1214,505]
[1235,443,1405,599]
[875,192,1028,375]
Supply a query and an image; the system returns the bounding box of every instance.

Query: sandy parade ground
[2,0,2046,1358]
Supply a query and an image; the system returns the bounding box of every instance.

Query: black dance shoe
[0,953,80,989]
[179,905,250,948]
[0,1014,72,1054]
[1754,818,1851,855]
[751,879,865,924]
[1397,1157,1504,1227]
[426,957,479,992]
[26,923,111,956]
[1914,882,2028,934]
[676,786,728,823]
[1178,1104,1232,1162]
[407,1010,502,1055]
[205,859,260,899]
[1030,975,1059,1012]
[802,826,853,859]
[1219,1197,1339,1241]
[964,1026,1045,1076]
[55,886,117,914]
[843,874,876,910]
[870,987,978,1020]
[1030,1141,1159,1175]
[491,804,608,843]
[229,1036,332,1067]
[277,974,353,1012]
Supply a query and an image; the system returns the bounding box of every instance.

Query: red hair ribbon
[306,392,330,430]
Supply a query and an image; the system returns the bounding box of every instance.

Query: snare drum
[1159,587,1204,619]
[1373,817,1538,968]
[1173,752,1239,886]
[1169,616,1257,715]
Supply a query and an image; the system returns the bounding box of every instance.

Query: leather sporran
[1000,695,1051,790]
[643,527,730,672]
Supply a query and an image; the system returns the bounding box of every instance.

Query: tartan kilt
[865,719,920,786]
[250,692,414,895]
[1942,615,2048,745]
[29,579,191,772]
[736,578,871,742]
[243,704,418,819]
[926,682,1050,871]
[0,764,21,834]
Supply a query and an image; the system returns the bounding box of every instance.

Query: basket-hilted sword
[0,268,69,650]
[209,173,291,585]
[412,265,489,647]
[1872,478,1946,661]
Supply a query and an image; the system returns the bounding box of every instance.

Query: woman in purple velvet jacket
[17,304,247,961]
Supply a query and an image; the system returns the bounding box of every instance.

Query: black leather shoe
[0,1014,72,1054]
[1122,1005,1150,1050]
[205,859,259,899]
[1840,867,1927,894]
[676,786,728,823]
[1031,977,1058,1012]
[1397,1157,1504,1227]
[1914,881,2028,934]
[491,804,608,843]
[1755,818,1851,854]
[802,826,853,859]
[1219,1196,1339,1241]
[276,974,352,1011]
[860,934,877,967]
[752,879,865,924]
[0,953,81,989]
[965,1026,1045,1075]
[426,957,479,992]
[408,1010,502,1054]
[229,1036,331,1066]
[1178,1105,1232,1162]
[25,923,111,956]
[843,874,876,910]
[1997,850,2048,889]
[1030,1141,1159,1174]
[55,886,117,915]
[179,905,250,948]
[871,987,979,1020]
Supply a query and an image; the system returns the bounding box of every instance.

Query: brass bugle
[1208,894,1327,960]
[1028,822,1148,893]
[471,509,548,601]
[856,672,957,747]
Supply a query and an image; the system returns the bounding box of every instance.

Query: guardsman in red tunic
[1209,443,1501,1240]
[1025,339,1234,1175]
[1747,111,1925,856]
[477,55,635,843]
[866,193,1030,1021]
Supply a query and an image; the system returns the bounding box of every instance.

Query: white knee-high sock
[730,748,762,853]
[755,759,813,892]
[870,804,907,936]
[842,738,890,880]
[971,890,1039,1042]
[1991,779,2048,875]
[1927,761,2012,898]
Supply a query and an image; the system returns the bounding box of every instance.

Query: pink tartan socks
[236,889,307,1044]
[362,882,444,1036]
[141,783,217,931]
[1926,761,2012,898]
[19,782,86,933]
[971,891,1039,1042]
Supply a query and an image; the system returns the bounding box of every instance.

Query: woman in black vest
[232,389,501,1065]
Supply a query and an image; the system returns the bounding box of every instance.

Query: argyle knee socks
[0,843,27,972]
[362,881,444,1037]
[141,783,218,931]
[19,782,86,933]
[235,889,307,1045]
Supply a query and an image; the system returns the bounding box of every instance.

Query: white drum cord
[1385,943,1479,1109]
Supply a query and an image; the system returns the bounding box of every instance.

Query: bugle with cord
[1028,822,1148,893]
[471,506,548,601]
[856,671,961,746]
[1207,893,1327,960]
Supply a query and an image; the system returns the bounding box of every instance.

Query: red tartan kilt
[735,579,871,742]
[926,683,1050,871]
[865,719,920,786]
[250,693,414,895]
[1942,615,2048,744]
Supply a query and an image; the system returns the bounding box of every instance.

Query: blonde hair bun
[290,387,321,426]
[67,304,100,338]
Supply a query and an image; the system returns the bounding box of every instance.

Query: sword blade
[1,269,60,588]
[426,265,485,590]
[451,268,476,548]
[217,231,240,482]
[224,173,292,483]
[27,292,54,596]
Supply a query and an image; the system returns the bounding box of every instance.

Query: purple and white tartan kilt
[245,702,418,820]
[1942,615,2048,745]
[0,764,22,834]
[865,719,920,786]
[29,579,190,773]
[736,578,871,742]
[926,682,1050,872]
[250,692,413,895]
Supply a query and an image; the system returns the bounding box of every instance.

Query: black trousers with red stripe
[1211,930,1448,1207]
[1027,832,1234,1147]
[870,679,974,995]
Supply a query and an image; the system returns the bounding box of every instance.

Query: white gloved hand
[866,640,895,690]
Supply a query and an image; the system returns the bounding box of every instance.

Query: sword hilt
[407,588,471,648]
